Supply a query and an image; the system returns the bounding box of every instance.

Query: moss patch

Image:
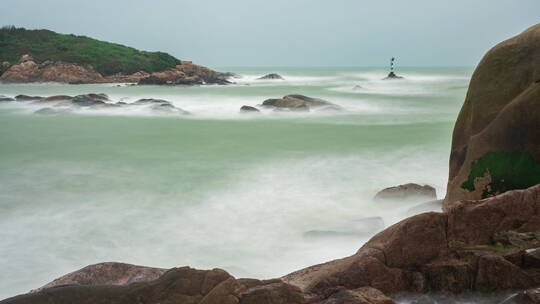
[461,152,540,198]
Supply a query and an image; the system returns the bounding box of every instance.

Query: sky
[1,0,539,67]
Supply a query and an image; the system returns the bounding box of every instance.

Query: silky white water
[0,67,471,299]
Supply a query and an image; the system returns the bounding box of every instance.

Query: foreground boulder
[374,183,436,202]
[444,23,540,208]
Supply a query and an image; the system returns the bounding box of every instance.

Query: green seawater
[0,67,470,298]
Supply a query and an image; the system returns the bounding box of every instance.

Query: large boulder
[444,23,540,208]
[138,61,231,85]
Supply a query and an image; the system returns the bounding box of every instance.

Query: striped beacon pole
[390,57,395,73]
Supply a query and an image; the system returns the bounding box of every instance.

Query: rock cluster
[261,94,340,112]
[138,61,232,85]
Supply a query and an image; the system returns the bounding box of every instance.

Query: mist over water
[0,67,471,299]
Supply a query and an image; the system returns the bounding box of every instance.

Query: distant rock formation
[0,55,230,85]
[257,73,284,80]
[444,23,540,208]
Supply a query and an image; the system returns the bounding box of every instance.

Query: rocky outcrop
[374,184,437,202]
[444,23,540,208]
[258,73,284,80]
[283,184,540,299]
[261,94,337,111]
[0,55,229,85]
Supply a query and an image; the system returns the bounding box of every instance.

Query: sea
[0,67,472,299]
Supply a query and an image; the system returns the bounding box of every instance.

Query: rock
[374,183,437,202]
[444,23,540,208]
[352,85,363,90]
[71,94,109,107]
[383,71,404,80]
[240,105,260,113]
[257,73,284,80]
[316,287,395,304]
[2,267,238,304]
[19,54,33,63]
[262,94,334,110]
[138,75,167,85]
[15,95,43,101]
[42,95,73,102]
[30,262,168,293]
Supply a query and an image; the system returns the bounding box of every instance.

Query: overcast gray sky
[1,0,539,67]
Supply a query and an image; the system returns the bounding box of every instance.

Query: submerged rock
[257,73,284,80]
[34,108,59,115]
[150,103,189,115]
[132,98,171,105]
[240,105,260,113]
[444,23,540,208]
[374,183,436,202]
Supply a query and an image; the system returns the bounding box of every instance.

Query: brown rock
[374,183,437,202]
[0,60,105,83]
[475,254,533,291]
[444,23,540,207]
[262,94,333,110]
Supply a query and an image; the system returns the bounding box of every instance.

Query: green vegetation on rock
[0,26,181,75]
[461,152,540,198]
